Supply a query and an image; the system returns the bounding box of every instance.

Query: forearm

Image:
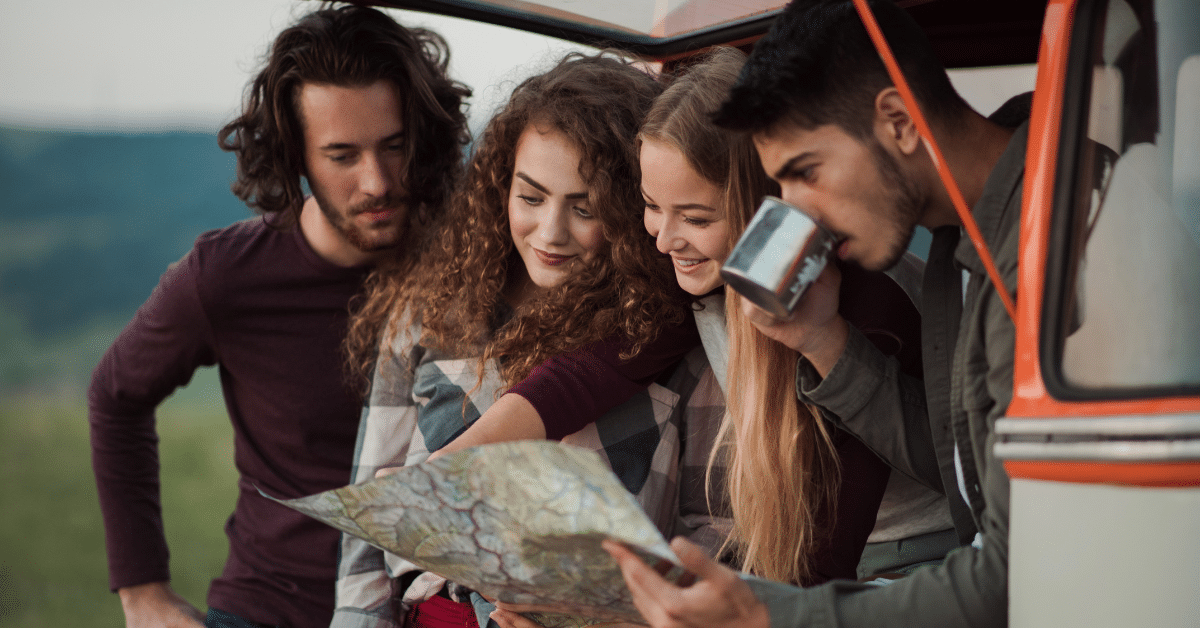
[797,326,940,490]
[90,359,173,590]
[428,393,546,460]
[747,536,1007,628]
[89,253,214,590]
[90,407,172,590]
[503,320,700,441]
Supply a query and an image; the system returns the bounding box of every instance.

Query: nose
[778,184,802,210]
[538,204,570,246]
[643,207,661,238]
[358,152,392,198]
[778,185,816,218]
[654,214,685,255]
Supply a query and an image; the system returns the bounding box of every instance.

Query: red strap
[850,0,1018,322]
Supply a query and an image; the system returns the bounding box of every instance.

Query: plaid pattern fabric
[331,320,729,628]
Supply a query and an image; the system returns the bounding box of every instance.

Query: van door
[999,0,1200,626]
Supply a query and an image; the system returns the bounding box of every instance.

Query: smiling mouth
[534,248,574,266]
[672,257,708,272]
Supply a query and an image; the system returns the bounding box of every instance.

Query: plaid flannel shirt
[331,318,728,628]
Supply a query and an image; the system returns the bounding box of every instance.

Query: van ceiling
[364,0,1049,67]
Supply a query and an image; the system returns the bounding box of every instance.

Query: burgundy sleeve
[507,315,701,440]
[87,249,218,591]
[837,263,924,380]
[806,428,891,585]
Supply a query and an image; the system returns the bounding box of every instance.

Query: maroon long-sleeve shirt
[88,217,370,627]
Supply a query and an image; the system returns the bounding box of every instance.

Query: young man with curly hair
[87,6,470,628]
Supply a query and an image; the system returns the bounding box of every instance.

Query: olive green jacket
[748,121,1027,628]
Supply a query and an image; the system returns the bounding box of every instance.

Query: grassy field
[0,368,237,626]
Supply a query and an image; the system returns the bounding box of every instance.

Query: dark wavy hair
[714,0,967,138]
[348,51,686,388]
[218,3,471,228]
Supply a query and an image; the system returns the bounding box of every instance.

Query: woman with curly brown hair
[335,52,723,628]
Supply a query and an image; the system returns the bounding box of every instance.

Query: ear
[874,88,923,157]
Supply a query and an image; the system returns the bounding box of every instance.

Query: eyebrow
[515,172,588,200]
[771,151,817,180]
[319,130,405,152]
[641,188,717,212]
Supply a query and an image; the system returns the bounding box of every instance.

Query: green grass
[0,368,237,626]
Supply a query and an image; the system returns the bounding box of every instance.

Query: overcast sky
[0,0,591,133]
[0,0,1035,133]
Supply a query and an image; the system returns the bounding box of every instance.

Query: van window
[1049,0,1200,396]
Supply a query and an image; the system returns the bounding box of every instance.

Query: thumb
[669,537,726,582]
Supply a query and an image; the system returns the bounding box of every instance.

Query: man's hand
[739,263,848,377]
[118,581,205,628]
[603,538,770,628]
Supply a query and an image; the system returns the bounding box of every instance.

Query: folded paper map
[267,440,683,625]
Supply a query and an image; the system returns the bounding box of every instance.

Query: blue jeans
[205,608,275,628]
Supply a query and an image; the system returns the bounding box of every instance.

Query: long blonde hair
[722,295,841,585]
[642,47,841,585]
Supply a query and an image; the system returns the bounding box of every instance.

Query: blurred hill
[0,126,253,391]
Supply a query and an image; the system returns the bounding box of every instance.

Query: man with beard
[599,1,1028,627]
[87,6,469,628]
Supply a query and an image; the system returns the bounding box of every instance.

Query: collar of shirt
[954,119,1030,285]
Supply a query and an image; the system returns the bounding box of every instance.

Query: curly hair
[347,51,686,390]
[217,3,471,229]
[713,0,967,139]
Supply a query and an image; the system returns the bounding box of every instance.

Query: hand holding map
[266,441,685,626]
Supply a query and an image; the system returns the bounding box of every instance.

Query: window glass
[1055,0,1200,392]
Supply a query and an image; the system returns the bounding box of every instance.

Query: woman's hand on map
[373,465,402,478]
